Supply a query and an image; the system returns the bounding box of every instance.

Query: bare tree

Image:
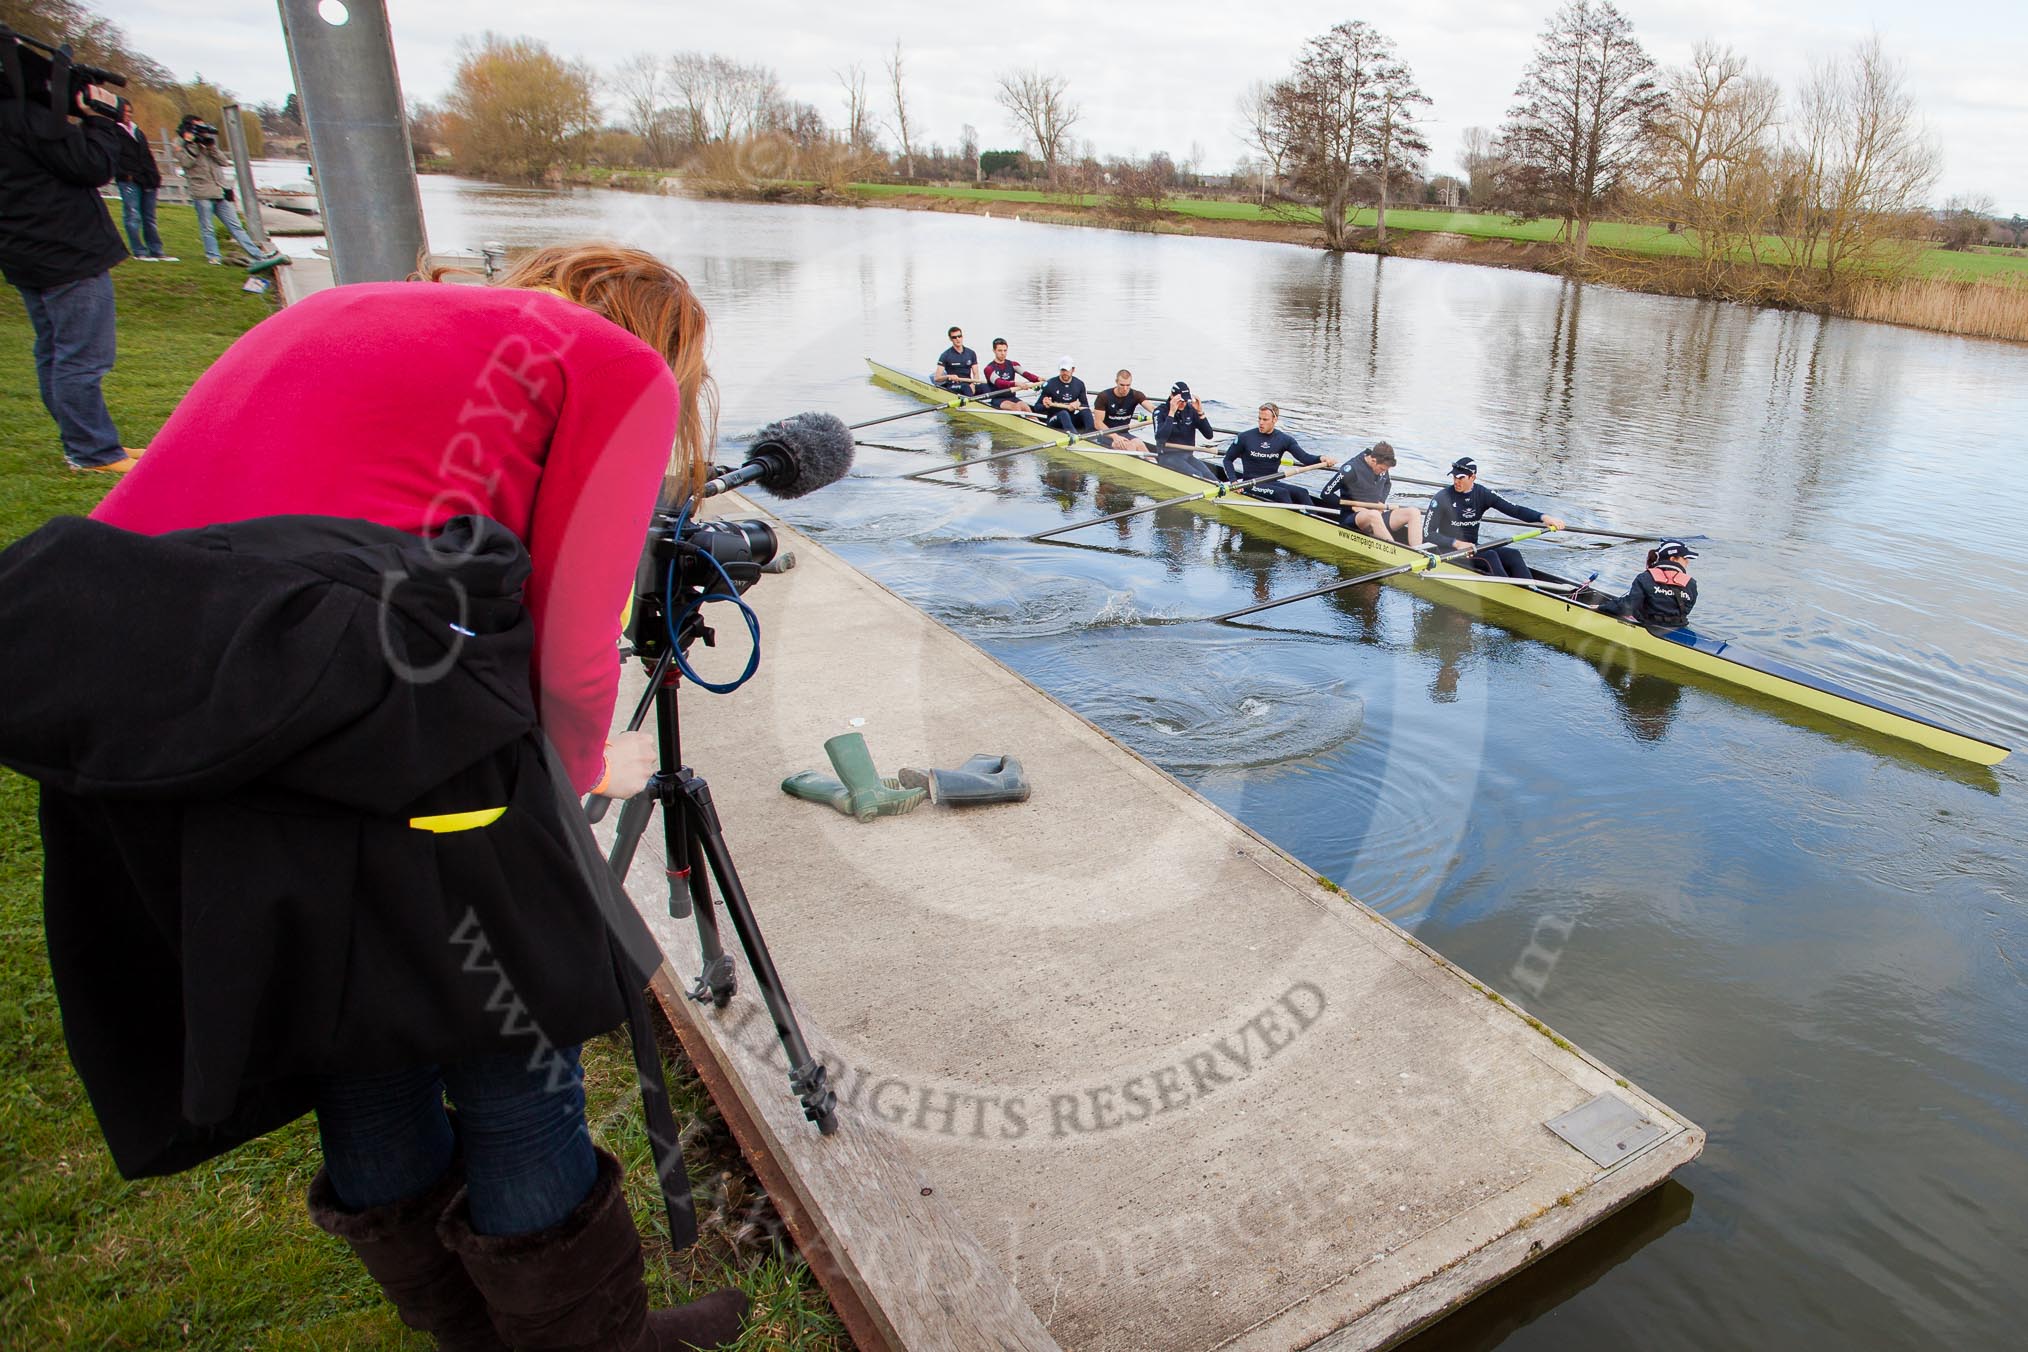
[1364,58,1430,245]
[666,52,712,147]
[1648,43,1780,284]
[1497,0,1665,261]
[1234,79,1286,205]
[884,41,916,178]
[960,122,981,182]
[1458,125,1501,207]
[609,53,669,166]
[836,61,874,149]
[994,67,1080,190]
[1265,20,1397,251]
[1781,35,1939,287]
[1938,193,1996,251]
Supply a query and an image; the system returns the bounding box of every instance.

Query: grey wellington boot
[896,754,1031,807]
[824,732,926,822]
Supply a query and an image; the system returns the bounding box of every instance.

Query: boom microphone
[700,412,855,499]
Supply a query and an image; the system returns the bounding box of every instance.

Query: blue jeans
[192,195,261,261]
[116,181,164,257]
[14,274,124,467]
[314,1045,599,1237]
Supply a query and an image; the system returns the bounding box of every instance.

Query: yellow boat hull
[867,359,2009,767]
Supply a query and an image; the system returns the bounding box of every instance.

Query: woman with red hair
[91,244,745,1351]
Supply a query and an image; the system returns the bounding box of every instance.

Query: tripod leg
[684,825,736,1008]
[617,966,700,1250]
[679,773,838,1135]
[604,792,656,884]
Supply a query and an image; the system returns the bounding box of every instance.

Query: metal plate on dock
[1546,1093,1668,1168]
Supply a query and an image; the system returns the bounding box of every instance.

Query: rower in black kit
[1034,357,1093,434]
[930,325,983,396]
[1423,457,1564,577]
[1154,382,1222,481]
[1223,402,1336,503]
[1593,539,1699,627]
[1092,369,1154,451]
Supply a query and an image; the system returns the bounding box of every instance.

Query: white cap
[1058,355,1075,369]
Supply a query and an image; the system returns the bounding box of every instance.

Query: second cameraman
[173,113,276,266]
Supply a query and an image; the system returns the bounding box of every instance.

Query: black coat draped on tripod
[0,513,649,1178]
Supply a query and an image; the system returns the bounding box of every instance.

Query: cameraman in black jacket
[0,61,136,473]
[112,103,172,261]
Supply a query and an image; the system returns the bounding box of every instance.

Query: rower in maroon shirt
[980,337,1040,410]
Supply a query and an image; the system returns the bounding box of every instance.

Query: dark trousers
[1156,449,1224,482]
[314,1044,599,1237]
[1476,544,1531,578]
[14,273,124,467]
[1254,483,1315,505]
[116,181,164,257]
[1039,406,1094,435]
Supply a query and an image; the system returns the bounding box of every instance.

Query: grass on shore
[0,206,843,1349]
[844,181,2028,283]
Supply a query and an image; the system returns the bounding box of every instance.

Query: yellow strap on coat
[408,806,507,833]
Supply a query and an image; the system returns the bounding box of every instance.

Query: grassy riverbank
[0,207,841,1348]
[581,165,2028,342]
[848,182,2028,282]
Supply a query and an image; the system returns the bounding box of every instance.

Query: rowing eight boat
[866,358,2010,767]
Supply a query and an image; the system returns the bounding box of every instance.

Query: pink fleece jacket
[93,281,680,792]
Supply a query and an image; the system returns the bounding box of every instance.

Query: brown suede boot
[308,1166,507,1352]
[439,1149,748,1351]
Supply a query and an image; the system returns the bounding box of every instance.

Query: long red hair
[428,244,716,498]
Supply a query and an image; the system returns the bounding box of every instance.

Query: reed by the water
[1845,275,2028,343]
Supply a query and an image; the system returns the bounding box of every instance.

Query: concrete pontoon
[604,501,1703,1351]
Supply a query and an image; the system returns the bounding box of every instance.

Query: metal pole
[218,102,272,252]
[276,0,427,284]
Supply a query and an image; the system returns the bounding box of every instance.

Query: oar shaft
[850,382,1038,431]
[1027,462,1332,541]
[905,416,1152,480]
[1491,516,1655,542]
[1211,529,1549,622]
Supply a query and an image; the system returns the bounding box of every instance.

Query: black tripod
[605,645,838,1127]
[586,535,839,1245]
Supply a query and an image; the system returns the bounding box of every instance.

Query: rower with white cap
[1033,356,1093,435]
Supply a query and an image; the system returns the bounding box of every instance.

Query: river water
[390,176,2028,1349]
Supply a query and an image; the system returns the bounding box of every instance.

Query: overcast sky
[102,1,2028,214]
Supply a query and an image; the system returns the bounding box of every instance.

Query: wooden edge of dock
[650,968,1064,1351]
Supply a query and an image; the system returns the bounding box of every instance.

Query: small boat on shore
[257,181,320,215]
[868,357,2011,767]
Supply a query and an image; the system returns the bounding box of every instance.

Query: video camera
[181,118,218,145]
[624,512,787,665]
[622,411,854,673]
[0,24,127,118]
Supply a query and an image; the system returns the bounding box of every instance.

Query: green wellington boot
[780,770,853,815]
[825,732,926,822]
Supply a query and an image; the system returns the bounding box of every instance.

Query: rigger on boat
[866,358,2011,767]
